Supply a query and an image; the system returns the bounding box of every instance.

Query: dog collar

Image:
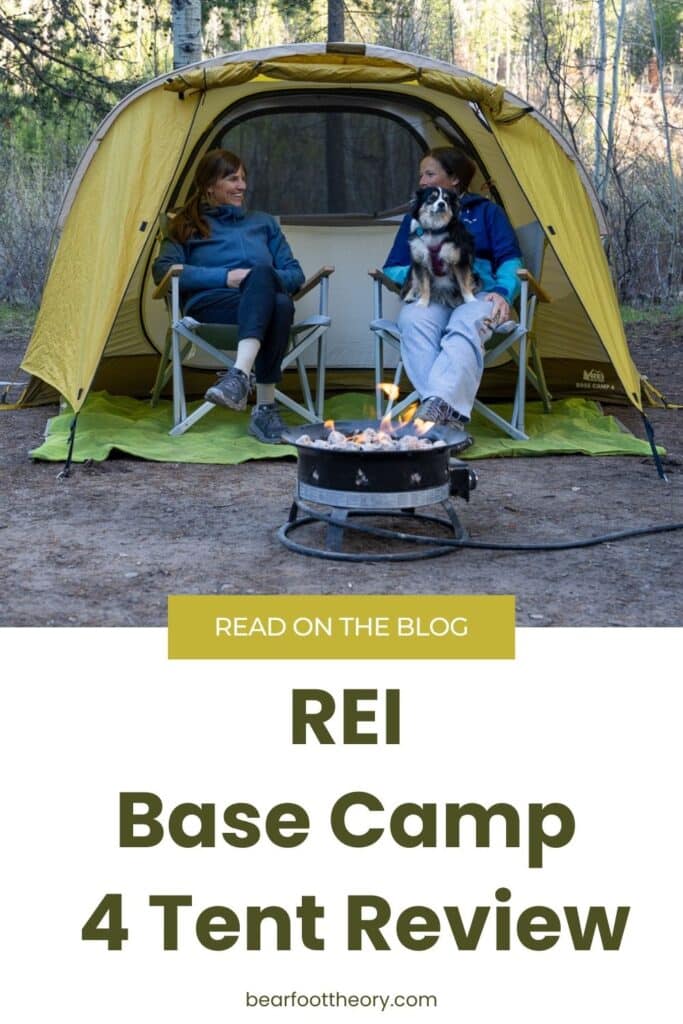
[415,226,450,240]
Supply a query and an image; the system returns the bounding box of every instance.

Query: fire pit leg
[288,500,300,523]
[325,509,350,552]
[441,500,468,541]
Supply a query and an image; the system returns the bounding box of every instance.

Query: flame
[400,402,433,435]
[399,403,419,426]
[377,381,400,402]
[324,419,336,430]
[379,412,394,436]
[412,416,435,436]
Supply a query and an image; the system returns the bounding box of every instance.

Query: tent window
[215,110,423,217]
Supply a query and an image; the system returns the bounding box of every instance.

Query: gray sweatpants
[397,297,495,420]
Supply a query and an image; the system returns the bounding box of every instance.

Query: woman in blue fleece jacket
[383,147,522,432]
[153,149,305,444]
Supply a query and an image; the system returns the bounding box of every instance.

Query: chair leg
[375,336,384,419]
[472,398,529,441]
[316,337,326,420]
[171,329,187,427]
[374,333,410,419]
[511,334,528,435]
[530,340,552,413]
[295,354,316,419]
[150,332,172,407]
[169,402,217,436]
[273,387,319,424]
[152,338,195,409]
[385,360,408,418]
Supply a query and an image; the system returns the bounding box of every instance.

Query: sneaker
[248,403,287,444]
[445,410,470,431]
[205,367,250,410]
[491,319,518,335]
[414,396,469,429]
[414,396,452,426]
[414,396,472,446]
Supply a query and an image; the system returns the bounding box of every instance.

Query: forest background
[0,0,681,314]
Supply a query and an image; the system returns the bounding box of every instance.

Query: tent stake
[640,412,668,482]
[57,413,79,480]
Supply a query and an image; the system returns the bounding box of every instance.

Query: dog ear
[410,188,426,214]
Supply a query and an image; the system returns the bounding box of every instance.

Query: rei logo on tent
[583,368,606,383]
[577,368,614,392]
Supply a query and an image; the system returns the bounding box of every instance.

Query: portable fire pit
[278,419,477,562]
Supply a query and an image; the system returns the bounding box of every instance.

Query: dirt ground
[1,310,681,627]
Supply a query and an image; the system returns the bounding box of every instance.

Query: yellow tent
[17,42,644,413]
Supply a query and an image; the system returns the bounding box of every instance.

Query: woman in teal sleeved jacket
[153,149,305,444]
[383,147,522,431]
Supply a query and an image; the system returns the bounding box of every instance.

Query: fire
[377,382,400,402]
[379,411,394,436]
[412,416,436,436]
[376,389,433,434]
[324,414,396,446]
[347,424,395,447]
[304,398,437,449]
[398,403,419,426]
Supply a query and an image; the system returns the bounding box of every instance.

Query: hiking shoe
[248,403,287,444]
[205,367,250,411]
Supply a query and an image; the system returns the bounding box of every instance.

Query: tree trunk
[328,0,345,41]
[326,1,345,211]
[601,0,627,204]
[172,0,202,69]
[646,0,680,293]
[594,0,607,190]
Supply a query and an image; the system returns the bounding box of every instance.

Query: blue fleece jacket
[383,193,522,304]
[153,204,305,313]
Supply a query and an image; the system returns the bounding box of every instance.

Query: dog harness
[428,244,447,276]
[415,227,449,276]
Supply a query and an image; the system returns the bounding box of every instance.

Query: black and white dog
[403,186,478,307]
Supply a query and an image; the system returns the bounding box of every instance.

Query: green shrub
[0,136,81,306]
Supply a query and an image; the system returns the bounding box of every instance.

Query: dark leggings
[188,265,294,384]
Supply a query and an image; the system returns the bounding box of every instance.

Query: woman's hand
[481,292,512,326]
[226,268,251,288]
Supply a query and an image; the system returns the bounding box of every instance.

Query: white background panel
[1,627,680,1022]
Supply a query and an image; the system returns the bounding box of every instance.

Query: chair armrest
[369,268,403,295]
[293,265,335,301]
[517,268,551,303]
[152,264,183,300]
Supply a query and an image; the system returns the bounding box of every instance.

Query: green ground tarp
[30,392,660,464]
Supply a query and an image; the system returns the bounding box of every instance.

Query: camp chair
[369,221,552,440]
[150,218,334,437]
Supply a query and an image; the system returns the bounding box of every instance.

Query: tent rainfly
[15,42,647,417]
